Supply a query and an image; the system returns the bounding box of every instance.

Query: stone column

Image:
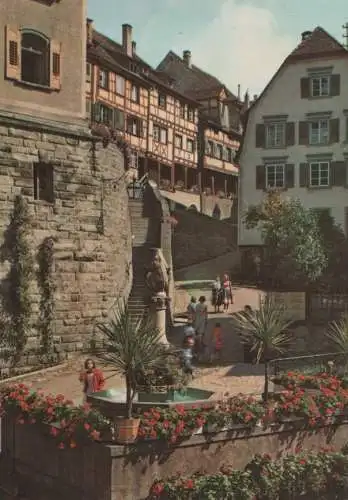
[150,291,169,345]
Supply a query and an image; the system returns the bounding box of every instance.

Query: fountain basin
[87,387,215,419]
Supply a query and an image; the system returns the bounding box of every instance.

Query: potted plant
[95,299,171,444]
[234,295,292,401]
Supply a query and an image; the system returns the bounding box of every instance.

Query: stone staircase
[128,197,157,319]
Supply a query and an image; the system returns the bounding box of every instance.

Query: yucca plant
[326,314,348,374]
[234,295,292,401]
[95,300,172,419]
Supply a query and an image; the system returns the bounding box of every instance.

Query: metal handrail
[127,173,149,200]
[269,351,348,377]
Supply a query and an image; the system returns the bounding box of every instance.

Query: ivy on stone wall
[0,196,33,364]
[37,237,55,355]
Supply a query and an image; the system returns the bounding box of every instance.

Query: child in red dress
[79,358,105,401]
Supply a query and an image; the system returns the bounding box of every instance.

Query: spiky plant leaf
[326,314,348,353]
[95,299,175,417]
[234,294,292,363]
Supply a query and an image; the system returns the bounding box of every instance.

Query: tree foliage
[244,192,327,287]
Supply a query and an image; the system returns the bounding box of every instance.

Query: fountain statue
[145,248,170,344]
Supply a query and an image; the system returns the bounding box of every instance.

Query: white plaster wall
[239,56,348,246]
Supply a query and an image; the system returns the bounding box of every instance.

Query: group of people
[182,295,224,376]
[211,274,233,313]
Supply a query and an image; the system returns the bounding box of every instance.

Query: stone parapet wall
[0,417,347,499]
[0,115,132,359]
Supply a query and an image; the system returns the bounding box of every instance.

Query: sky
[87,0,348,97]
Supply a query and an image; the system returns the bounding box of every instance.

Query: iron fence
[308,293,348,322]
[269,351,348,377]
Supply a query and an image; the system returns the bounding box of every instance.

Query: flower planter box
[278,415,304,424]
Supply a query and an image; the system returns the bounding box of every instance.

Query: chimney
[237,84,241,100]
[122,24,133,57]
[301,30,312,41]
[86,18,94,46]
[183,50,191,68]
[132,41,136,57]
[244,91,249,108]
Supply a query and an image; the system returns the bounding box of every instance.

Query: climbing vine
[37,237,55,355]
[0,195,33,363]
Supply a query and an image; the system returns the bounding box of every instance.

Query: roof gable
[157,51,237,101]
[249,26,348,113]
[289,26,347,60]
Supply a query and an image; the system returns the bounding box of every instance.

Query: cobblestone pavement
[4,287,264,403]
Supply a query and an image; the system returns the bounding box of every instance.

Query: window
[21,31,50,86]
[160,128,167,144]
[116,75,125,95]
[127,115,142,136]
[158,93,166,109]
[33,163,54,203]
[214,143,223,159]
[153,124,167,143]
[187,107,195,122]
[311,76,330,97]
[153,124,160,142]
[99,104,113,125]
[86,63,91,83]
[265,123,285,148]
[113,109,125,130]
[186,139,194,152]
[309,120,329,145]
[99,69,109,90]
[266,164,285,188]
[131,84,139,103]
[223,147,232,162]
[310,161,329,187]
[205,140,213,156]
[180,104,186,119]
[175,134,183,148]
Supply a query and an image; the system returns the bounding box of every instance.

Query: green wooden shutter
[329,118,340,144]
[256,165,266,190]
[299,121,309,145]
[255,124,265,148]
[286,122,295,146]
[299,163,309,187]
[285,164,295,188]
[300,77,310,98]
[331,161,346,187]
[330,74,340,96]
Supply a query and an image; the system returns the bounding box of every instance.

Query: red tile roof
[288,26,347,60]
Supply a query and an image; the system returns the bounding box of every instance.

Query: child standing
[211,322,223,363]
[181,334,194,376]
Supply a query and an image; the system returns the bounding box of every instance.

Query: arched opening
[21,30,50,86]
[212,204,221,219]
[188,204,198,212]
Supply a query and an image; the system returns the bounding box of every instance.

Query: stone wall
[1,417,347,500]
[173,207,237,269]
[0,113,132,361]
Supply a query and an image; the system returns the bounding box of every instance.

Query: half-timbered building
[86,21,200,191]
[157,50,243,220]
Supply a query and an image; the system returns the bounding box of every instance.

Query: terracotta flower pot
[114,417,140,444]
